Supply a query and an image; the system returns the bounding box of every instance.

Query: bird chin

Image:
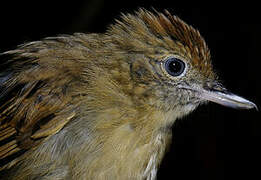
[184,102,200,114]
[175,102,200,118]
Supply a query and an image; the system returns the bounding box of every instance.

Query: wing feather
[0,35,88,170]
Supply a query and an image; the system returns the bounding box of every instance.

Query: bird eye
[164,57,186,77]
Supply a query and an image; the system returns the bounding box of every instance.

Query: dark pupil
[169,60,181,73]
[165,58,185,76]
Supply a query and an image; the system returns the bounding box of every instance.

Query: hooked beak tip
[251,102,259,111]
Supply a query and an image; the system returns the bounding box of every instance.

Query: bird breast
[143,133,166,180]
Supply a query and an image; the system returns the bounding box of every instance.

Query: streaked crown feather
[108,8,214,78]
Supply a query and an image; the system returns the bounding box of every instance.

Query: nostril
[204,81,226,92]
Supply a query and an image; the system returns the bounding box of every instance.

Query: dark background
[0,1,260,179]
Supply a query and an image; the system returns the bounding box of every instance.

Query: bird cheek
[130,60,154,83]
[133,84,147,96]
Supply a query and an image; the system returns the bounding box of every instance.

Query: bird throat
[81,107,175,179]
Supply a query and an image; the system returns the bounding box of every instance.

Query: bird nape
[0,8,256,180]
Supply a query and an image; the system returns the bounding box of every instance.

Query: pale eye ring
[164,57,186,77]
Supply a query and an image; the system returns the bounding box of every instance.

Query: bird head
[104,9,256,119]
[0,9,257,178]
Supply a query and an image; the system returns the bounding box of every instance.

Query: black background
[0,1,260,179]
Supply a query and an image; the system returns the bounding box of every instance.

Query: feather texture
[0,9,216,179]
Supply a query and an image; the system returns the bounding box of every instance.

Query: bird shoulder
[0,34,92,171]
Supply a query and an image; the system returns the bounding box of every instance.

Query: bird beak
[179,82,257,110]
[199,82,257,110]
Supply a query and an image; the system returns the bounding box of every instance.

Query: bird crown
[107,8,214,79]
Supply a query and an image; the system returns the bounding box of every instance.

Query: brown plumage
[0,9,256,179]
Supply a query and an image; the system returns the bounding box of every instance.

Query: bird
[0,8,257,180]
